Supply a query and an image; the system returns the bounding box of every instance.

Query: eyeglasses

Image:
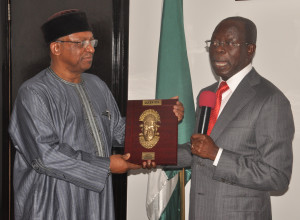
[205,40,251,49]
[55,39,98,48]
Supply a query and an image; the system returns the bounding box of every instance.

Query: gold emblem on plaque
[139,109,160,149]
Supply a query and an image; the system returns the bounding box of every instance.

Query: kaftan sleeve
[105,88,126,147]
[9,86,111,193]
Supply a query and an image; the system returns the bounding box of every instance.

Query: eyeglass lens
[83,39,98,48]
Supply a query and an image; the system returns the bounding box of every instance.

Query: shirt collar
[218,63,252,93]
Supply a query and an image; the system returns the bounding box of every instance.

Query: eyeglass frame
[205,40,252,49]
[55,39,98,48]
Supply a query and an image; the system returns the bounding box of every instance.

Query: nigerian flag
[146,0,195,219]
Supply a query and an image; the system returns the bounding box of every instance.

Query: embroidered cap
[42,9,91,44]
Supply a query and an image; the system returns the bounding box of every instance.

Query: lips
[82,56,93,62]
[215,61,228,67]
[213,60,230,69]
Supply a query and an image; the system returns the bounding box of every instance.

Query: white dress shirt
[213,63,253,166]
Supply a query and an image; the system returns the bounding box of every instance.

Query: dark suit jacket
[177,68,294,220]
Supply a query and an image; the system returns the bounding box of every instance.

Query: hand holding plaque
[124,99,178,165]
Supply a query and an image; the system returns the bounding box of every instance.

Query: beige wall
[128,0,300,219]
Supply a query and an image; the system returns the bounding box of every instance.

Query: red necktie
[207,81,229,135]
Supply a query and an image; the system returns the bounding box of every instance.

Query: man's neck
[50,64,82,84]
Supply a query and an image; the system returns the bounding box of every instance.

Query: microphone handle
[198,106,211,134]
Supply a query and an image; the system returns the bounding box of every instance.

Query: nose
[213,44,226,54]
[86,43,95,53]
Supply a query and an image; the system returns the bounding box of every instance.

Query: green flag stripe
[154,0,195,219]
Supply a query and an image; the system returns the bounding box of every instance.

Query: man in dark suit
[178,16,294,219]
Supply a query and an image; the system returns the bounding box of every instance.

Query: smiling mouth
[214,61,228,67]
[83,56,93,61]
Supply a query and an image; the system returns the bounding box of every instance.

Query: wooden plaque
[124,99,178,165]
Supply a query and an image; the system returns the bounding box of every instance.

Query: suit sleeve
[177,143,193,168]
[163,143,193,170]
[212,92,294,191]
[9,87,111,193]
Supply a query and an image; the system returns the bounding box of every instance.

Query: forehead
[212,20,245,41]
[66,31,94,40]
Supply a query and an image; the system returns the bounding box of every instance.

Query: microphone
[198,91,216,134]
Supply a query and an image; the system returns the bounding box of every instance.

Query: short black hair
[220,16,257,44]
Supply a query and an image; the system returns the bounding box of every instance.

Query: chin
[214,70,230,78]
[82,65,92,72]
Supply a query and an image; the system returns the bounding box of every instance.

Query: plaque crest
[139,109,160,149]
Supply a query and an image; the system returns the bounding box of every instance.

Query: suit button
[197,161,204,166]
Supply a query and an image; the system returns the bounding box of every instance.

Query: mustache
[82,53,94,59]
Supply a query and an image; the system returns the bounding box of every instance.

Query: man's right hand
[142,160,156,169]
[109,153,141,174]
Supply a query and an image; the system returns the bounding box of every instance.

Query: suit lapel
[210,69,260,141]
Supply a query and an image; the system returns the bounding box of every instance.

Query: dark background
[1,0,129,219]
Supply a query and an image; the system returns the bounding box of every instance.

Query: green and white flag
[146,0,195,219]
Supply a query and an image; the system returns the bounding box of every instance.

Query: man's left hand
[190,134,219,161]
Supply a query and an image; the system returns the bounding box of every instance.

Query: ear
[247,44,256,55]
[247,44,256,61]
[50,42,62,55]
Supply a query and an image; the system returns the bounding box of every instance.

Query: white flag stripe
[146,168,179,220]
